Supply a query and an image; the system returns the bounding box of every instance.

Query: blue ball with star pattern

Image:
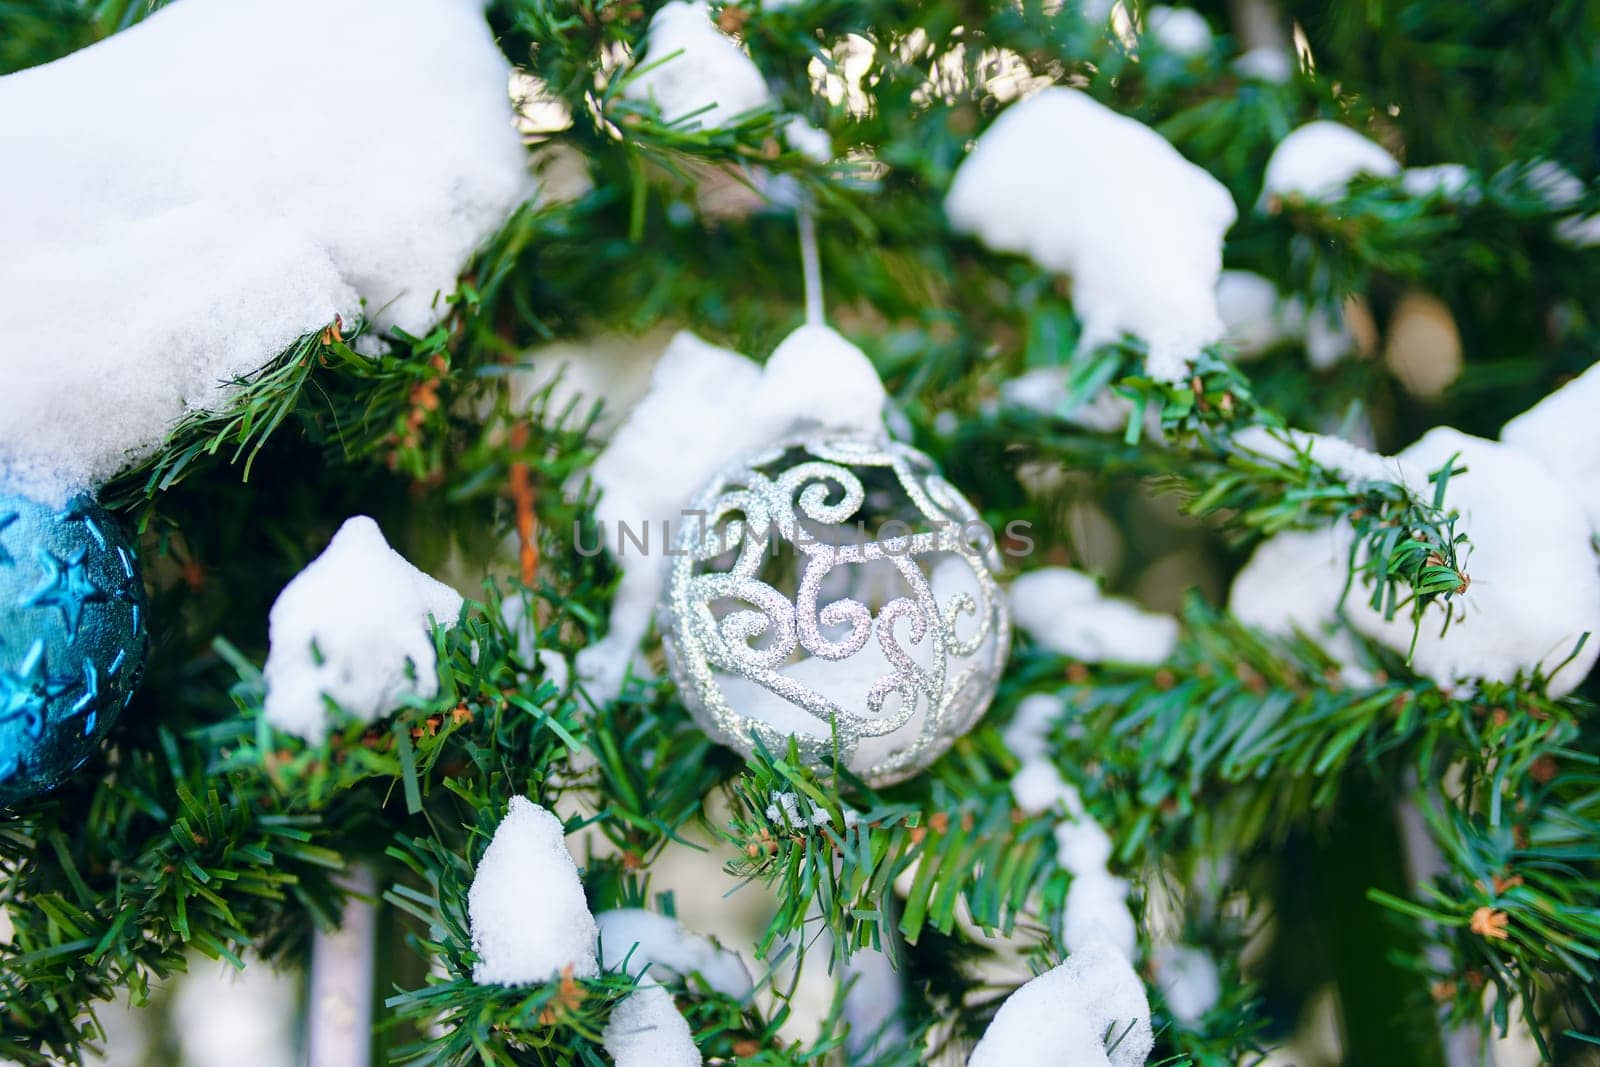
[0,493,146,806]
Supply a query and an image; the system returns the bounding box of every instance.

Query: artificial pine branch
[3,1,1598,1063]
[1013,594,1599,1051]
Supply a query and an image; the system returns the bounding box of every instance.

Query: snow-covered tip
[1012,759,1083,817]
[596,908,753,999]
[262,517,462,739]
[999,689,1139,962]
[603,984,700,1067]
[1507,161,1599,246]
[968,936,1154,1067]
[757,324,888,437]
[624,1,773,129]
[1010,567,1178,665]
[578,326,886,701]
[0,0,531,498]
[1053,809,1137,960]
[468,797,600,986]
[1259,120,1400,206]
[946,88,1237,382]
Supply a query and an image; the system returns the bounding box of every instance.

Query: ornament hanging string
[798,201,825,326]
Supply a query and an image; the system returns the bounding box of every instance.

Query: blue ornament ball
[0,493,147,806]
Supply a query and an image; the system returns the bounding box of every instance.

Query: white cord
[798,202,825,326]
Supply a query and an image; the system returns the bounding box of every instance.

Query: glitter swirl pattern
[659,433,1010,785]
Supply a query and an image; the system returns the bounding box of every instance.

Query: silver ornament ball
[659,433,1010,785]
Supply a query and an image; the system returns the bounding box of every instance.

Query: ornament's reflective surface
[660,434,1010,785]
[0,494,146,805]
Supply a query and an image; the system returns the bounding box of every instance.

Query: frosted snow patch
[596,908,753,999]
[1055,818,1116,878]
[1228,525,1372,684]
[1062,864,1137,960]
[1230,429,1600,697]
[1556,214,1600,248]
[946,88,1237,382]
[1518,159,1586,208]
[1012,759,1084,817]
[594,909,751,1067]
[578,326,886,701]
[1501,360,1600,534]
[1233,46,1294,83]
[468,797,600,985]
[841,946,907,1061]
[1231,425,1423,492]
[263,517,463,739]
[1353,428,1600,697]
[765,790,842,829]
[998,688,1139,961]
[1260,120,1400,204]
[1216,272,1371,370]
[1010,567,1179,665]
[507,328,674,437]
[1001,368,1142,434]
[1401,163,1480,204]
[1151,944,1221,1025]
[1005,695,1088,815]
[0,0,530,498]
[1145,6,1212,56]
[625,1,773,128]
[1002,693,1066,764]
[1216,270,1292,358]
[784,116,834,164]
[968,935,1154,1067]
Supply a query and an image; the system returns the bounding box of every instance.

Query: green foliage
[723,742,1061,961]
[1028,595,1600,1056]
[3,0,1599,1063]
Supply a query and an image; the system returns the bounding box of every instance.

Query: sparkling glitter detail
[659,433,1011,785]
[0,494,146,805]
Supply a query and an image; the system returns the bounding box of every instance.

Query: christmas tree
[2,0,1598,1064]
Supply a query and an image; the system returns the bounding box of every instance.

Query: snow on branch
[263,517,463,739]
[0,0,530,497]
[946,88,1237,383]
